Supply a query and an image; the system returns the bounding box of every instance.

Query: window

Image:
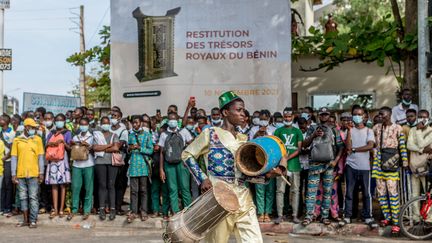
[311,93,374,110]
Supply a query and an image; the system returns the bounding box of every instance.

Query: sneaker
[29,222,37,229]
[274,216,283,225]
[109,208,116,221]
[338,218,351,227]
[391,225,400,234]
[365,218,378,229]
[98,208,106,221]
[380,219,390,227]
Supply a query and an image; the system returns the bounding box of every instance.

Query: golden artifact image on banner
[133,7,180,82]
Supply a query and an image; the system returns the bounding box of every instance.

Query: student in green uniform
[273,107,303,224]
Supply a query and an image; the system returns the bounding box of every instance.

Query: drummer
[182,91,287,243]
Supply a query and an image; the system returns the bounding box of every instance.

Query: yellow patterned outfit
[181,127,263,243]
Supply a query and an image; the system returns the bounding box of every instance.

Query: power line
[11,7,77,12]
[7,17,70,21]
[88,6,109,46]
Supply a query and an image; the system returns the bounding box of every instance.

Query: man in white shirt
[391,89,419,125]
[159,112,193,219]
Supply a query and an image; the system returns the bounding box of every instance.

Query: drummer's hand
[160,170,166,183]
[265,167,283,178]
[201,178,212,193]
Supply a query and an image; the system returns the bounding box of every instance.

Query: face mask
[168,120,178,128]
[142,127,150,133]
[80,126,89,133]
[101,124,111,131]
[402,99,412,106]
[186,125,195,131]
[110,118,119,126]
[301,113,311,120]
[252,117,260,126]
[28,129,36,137]
[55,121,65,129]
[352,115,363,124]
[418,118,429,126]
[366,120,373,127]
[283,120,293,126]
[275,122,284,129]
[44,121,53,127]
[37,130,43,137]
[211,119,222,125]
[259,120,269,127]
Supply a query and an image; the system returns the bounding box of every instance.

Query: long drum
[235,135,287,176]
[164,182,240,243]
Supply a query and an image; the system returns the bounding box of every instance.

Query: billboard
[23,92,80,115]
[0,49,12,71]
[111,0,291,115]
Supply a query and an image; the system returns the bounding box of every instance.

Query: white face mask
[44,121,53,128]
[211,118,222,125]
[252,117,260,126]
[259,120,269,127]
[283,120,293,126]
[168,120,178,128]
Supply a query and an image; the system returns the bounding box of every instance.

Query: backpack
[310,125,336,163]
[163,131,185,163]
[45,130,68,162]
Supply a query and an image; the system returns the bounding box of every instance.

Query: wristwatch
[352,148,356,154]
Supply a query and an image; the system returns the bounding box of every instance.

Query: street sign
[0,0,9,9]
[123,90,161,98]
[0,48,11,70]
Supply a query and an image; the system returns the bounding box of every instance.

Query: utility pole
[418,0,432,110]
[79,5,86,106]
[0,7,4,114]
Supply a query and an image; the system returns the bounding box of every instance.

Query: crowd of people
[0,88,431,236]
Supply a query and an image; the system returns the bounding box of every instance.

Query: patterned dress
[128,130,153,177]
[45,130,72,185]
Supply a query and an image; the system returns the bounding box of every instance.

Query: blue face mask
[301,113,311,120]
[28,129,36,136]
[186,125,195,131]
[80,125,89,133]
[101,124,111,131]
[275,122,284,129]
[55,121,65,129]
[168,120,178,129]
[352,115,363,124]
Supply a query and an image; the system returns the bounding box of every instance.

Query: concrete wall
[292,56,400,109]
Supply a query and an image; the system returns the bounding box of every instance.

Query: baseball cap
[318,107,330,115]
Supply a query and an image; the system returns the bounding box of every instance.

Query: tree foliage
[66,26,111,106]
[292,0,417,90]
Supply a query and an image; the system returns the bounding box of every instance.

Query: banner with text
[110,0,291,115]
[23,92,80,115]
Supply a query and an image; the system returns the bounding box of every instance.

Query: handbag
[111,133,125,166]
[379,125,400,172]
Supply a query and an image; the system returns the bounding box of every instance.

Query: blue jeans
[0,176,3,210]
[18,178,39,223]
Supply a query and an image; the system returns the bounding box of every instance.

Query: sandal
[59,211,65,218]
[302,218,312,227]
[321,218,331,225]
[49,210,57,219]
[141,213,149,222]
[258,214,265,223]
[16,221,29,227]
[67,213,74,221]
[127,213,136,223]
[264,214,271,223]
[82,213,90,220]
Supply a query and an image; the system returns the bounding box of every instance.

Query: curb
[0,214,164,229]
[260,222,388,237]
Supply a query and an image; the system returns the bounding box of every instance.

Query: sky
[4,0,110,110]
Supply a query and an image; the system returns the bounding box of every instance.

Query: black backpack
[163,131,185,163]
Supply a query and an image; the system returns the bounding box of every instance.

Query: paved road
[0,224,427,243]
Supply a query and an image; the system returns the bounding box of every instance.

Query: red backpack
[45,131,67,162]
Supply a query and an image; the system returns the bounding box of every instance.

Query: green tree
[292,0,418,101]
[67,26,111,107]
